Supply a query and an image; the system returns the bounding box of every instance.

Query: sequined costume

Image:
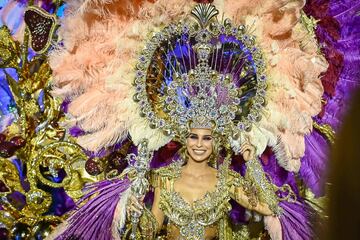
[157,164,231,240]
[114,148,301,240]
[151,161,278,240]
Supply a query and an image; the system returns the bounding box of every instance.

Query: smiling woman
[186,128,213,163]
[122,126,275,240]
[149,147,259,239]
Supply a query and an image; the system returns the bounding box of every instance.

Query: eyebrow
[189,133,212,137]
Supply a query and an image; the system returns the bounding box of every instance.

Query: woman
[49,127,279,240]
[125,128,276,239]
[47,1,325,239]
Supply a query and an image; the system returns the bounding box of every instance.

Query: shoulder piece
[150,161,182,188]
[226,168,246,188]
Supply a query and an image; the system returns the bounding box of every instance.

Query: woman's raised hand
[126,194,144,217]
[240,142,256,161]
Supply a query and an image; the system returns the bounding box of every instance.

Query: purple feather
[69,126,85,137]
[299,129,329,197]
[279,200,317,240]
[55,178,130,240]
[260,149,299,196]
[258,148,317,239]
[300,0,360,199]
[321,0,360,128]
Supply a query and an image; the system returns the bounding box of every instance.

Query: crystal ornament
[133,3,267,137]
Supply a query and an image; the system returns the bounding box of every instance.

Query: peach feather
[46,2,331,239]
[264,216,283,240]
[49,0,196,152]
[49,0,328,169]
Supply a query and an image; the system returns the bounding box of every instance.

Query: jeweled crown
[133,3,267,137]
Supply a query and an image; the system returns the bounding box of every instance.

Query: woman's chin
[189,155,211,163]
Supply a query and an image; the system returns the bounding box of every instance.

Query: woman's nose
[196,138,203,147]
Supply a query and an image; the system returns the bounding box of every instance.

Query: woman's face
[186,128,213,162]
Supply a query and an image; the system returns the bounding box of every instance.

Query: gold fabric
[149,161,278,240]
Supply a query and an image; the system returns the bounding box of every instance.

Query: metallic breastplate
[159,175,231,240]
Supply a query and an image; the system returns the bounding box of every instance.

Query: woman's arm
[151,186,165,231]
[229,184,273,216]
[232,141,279,216]
[124,187,164,239]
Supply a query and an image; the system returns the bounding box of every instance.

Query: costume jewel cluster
[162,42,240,132]
[133,4,268,137]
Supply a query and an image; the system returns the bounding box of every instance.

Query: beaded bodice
[153,162,232,240]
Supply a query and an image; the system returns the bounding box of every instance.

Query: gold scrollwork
[313,121,336,144]
[29,142,87,188]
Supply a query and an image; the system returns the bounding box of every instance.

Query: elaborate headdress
[49,0,327,171]
[133,4,267,139]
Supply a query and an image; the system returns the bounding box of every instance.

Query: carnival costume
[1,0,358,239]
[44,1,326,239]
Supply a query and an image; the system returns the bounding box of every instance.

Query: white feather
[111,187,132,239]
[264,216,283,240]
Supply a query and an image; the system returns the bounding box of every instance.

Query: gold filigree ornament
[0,26,21,70]
[313,121,336,144]
[299,11,324,55]
[23,190,52,215]
[0,158,24,194]
[29,142,87,188]
[0,157,63,236]
[300,11,319,37]
[0,2,95,238]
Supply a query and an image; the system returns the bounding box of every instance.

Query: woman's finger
[130,205,142,215]
[127,204,143,216]
[129,196,144,210]
[130,195,143,209]
[243,151,250,161]
[241,143,254,152]
[134,199,143,210]
[240,143,255,161]
[240,144,251,153]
